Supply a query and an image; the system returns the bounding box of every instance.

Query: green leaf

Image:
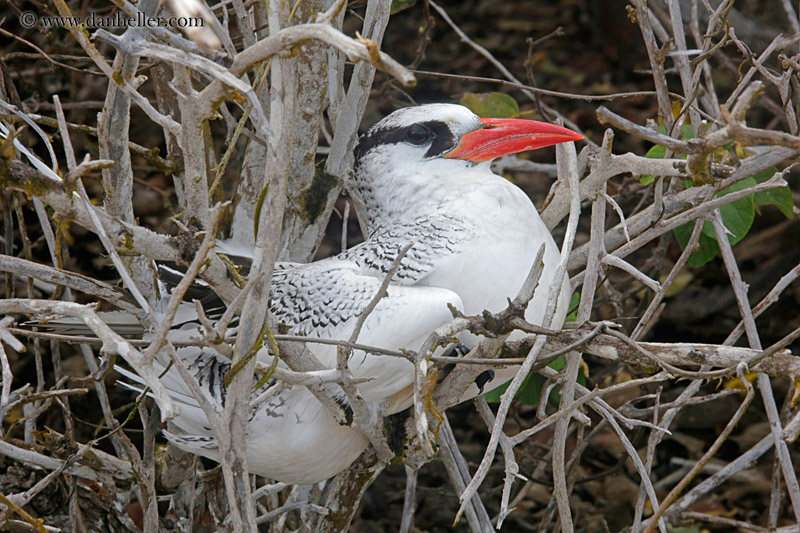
[639,144,666,185]
[484,372,546,405]
[639,124,696,185]
[459,92,519,118]
[565,291,580,322]
[679,123,697,140]
[674,222,720,268]
[390,0,417,14]
[485,356,585,406]
[483,374,524,403]
[718,177,756,246]
[690,234,719,267]
[752,168,795,219]
[673,178,756,267]
[755,187,795,219]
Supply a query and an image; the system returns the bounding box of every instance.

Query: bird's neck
[354,159,517,234]
[348,162,544,287]
[356,177,449,234]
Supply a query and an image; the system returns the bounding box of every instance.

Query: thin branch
[337,243,413,461]
[456,133,582,523]
[399,466,418,533]
[643,362,755,532]
[0,300,177,420]
[712,213,800,521]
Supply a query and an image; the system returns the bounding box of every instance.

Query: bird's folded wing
[267,259,464,401]
[125,258,464,405]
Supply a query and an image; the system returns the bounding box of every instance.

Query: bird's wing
[147,256,463,404]
[267,258,463,401]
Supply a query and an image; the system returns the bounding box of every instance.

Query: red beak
[444,118,583,162]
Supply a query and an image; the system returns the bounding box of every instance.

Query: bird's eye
[406,124,432,145]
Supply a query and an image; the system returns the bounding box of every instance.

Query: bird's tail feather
[27,311,146,339]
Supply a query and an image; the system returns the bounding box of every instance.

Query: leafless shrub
[1,0,799,531]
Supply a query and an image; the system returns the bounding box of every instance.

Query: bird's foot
[423,367,445,439]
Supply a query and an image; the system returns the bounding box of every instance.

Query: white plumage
[120,103,579,484]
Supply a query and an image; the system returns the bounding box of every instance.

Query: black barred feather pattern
[117,347,286,454]
[161,217,473,340]
[342,215,473,282]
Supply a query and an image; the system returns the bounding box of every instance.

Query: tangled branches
[1,0,799,531]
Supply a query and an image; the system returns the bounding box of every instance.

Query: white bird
[120,103,582,484]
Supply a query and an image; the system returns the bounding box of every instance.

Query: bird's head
[352,103,582,227]
[354,103,581,170]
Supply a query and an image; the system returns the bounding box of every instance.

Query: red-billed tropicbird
[120,103,582,484]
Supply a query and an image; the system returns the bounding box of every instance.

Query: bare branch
[0,300,177,420]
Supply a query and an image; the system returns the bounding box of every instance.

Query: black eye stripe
[354,120,456,166]
[423,122,455,158]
